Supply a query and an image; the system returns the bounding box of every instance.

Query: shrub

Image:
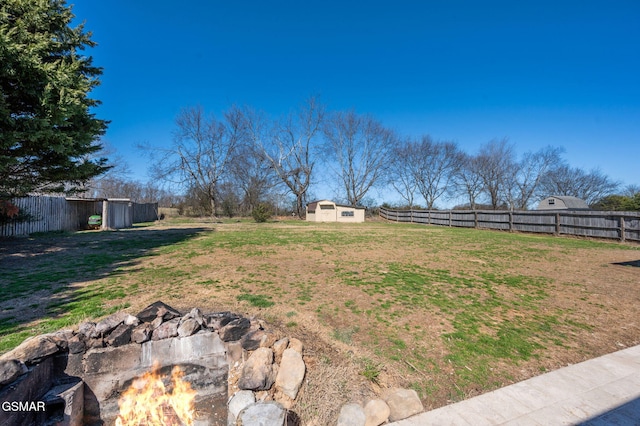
[251,204,272,223]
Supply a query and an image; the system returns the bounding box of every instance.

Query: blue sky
[71,1,640,203]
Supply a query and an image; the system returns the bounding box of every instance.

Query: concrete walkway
[389,345,640,425]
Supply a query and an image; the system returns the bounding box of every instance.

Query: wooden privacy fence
[379,207,640,243]
[1,196,159,237]
[132,202,159,224]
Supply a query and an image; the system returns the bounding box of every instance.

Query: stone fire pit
[0,302,306,426]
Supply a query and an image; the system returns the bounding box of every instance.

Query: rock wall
[1,301,425,426]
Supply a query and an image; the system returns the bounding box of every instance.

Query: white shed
[537,196,590,210]
[306,200,365,223]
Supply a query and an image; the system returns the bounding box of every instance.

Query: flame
[115,362,197,426]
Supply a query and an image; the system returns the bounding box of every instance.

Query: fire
[115,362,197,426]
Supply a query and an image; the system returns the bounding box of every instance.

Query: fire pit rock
[0,301,307,426]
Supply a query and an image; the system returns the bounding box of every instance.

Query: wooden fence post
[555,212,560,236]
[508,211,513,232]
[620,215,626,242]
[474,211,478,228]
[449,211,452,227]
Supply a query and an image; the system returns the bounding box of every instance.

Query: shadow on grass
[0,226,208,352]
[612,259,640,267]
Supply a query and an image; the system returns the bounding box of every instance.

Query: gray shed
[537,196,590,210]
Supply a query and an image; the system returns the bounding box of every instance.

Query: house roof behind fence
[540,196,590,209]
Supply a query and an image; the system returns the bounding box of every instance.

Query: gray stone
[337,403,366,426]
[364,399,390,426]
[206,311,239,330]
[77,321,96,339]
[238,347,276,391]
[219,317,251,342]
[275,348,305,399]
[67,334,86,354]
[136,301,181,322]
[49,329,74,350]
[82,344,143,375]
[178,318,200,337]
[151,317,180,340]
[272,337,289,359]
[241,329,268,351]
[0,359,27,386]
[383,388,424,421]
[185,307,205,326]
[228,390,256,425]
[0,335,59,365]
[237,401,285,426]
[123,313,140,326]
[105,322,133,347]
[94,311,129,336]
[147,332,227,371]
[87,337,104,349]
[131,323,152,344]
[226,341,245,365]
[150,315,164,330]
[287,338,303,354]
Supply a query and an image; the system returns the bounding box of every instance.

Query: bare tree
[388,138,418,208]
[92,177,142,200]
[80,141,131,198]
[408,136,462,209]
[452,153,484,210]
[242,98,324,218]
[622,184,640,197]
[323,111,397,207]
[538,165,620,205]
[475,139,517,209]
[149,105,242,217]
[229,143,275,214]
[509,146,565,210]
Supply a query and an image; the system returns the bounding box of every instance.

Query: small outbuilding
[306,200,365,223]
[537,196,590,211]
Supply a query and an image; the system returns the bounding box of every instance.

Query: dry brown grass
[2,218,639,424]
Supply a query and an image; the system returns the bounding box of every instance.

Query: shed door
[319,204,336,221]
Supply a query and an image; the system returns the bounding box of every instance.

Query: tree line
[140,99,405,218]
[80,99,640,216]
[131,98,635,217]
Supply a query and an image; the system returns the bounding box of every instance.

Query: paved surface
[389,345,640,425]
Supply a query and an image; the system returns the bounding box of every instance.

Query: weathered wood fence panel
[1,197,81,237]
[1,197,159,237]
[379,207,640,243]
[132,203,159,223]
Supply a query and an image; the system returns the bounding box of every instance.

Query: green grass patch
[359,357,382,384]
[237,293,275,308]
[332,326,359,344]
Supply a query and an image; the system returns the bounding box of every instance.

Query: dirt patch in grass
[1,219,639,421]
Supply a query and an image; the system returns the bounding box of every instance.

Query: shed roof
[65,197,131,202]
[307,200,366,210]
[539,196,589,209]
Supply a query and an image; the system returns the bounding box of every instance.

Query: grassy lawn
[1,218,639,417]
